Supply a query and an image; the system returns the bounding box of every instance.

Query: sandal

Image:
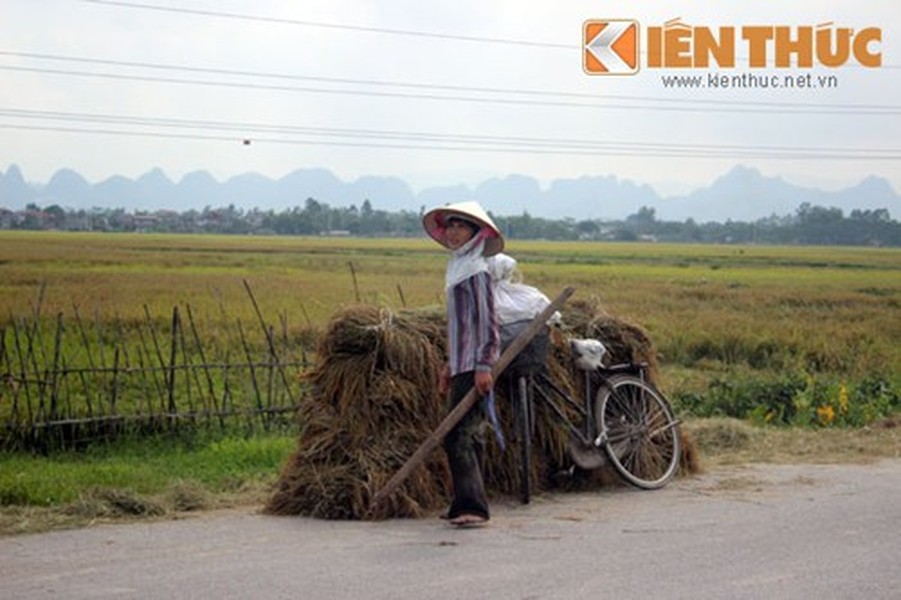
[448,514,488,528]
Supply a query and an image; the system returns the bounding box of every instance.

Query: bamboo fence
[1,282,310,451]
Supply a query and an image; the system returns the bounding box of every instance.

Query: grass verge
[2,418,899,537]
[683,416,901,469]
[0,434,295,536]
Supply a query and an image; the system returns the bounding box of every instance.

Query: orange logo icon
[584,20,639,75]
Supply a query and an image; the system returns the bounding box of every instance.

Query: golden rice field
[1,230,899,396]
[1,231,898,536]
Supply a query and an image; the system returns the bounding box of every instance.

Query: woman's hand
[474,370,493,396]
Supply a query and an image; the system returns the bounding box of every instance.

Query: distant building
[133,214,159,233]
[0,207,19,229]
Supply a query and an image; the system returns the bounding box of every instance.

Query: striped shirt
[447,271,499,376]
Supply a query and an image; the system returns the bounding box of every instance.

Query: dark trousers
[443,372,490,520]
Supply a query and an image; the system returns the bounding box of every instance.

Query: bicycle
[502,334,682,504]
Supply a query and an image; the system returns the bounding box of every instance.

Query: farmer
[422,201,504,528]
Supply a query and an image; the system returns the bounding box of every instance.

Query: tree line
[2,198,898,246]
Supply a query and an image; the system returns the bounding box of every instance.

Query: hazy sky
[1,0,898,198]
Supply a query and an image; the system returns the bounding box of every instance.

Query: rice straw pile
[265,306,450,520]
[266,299,699,520]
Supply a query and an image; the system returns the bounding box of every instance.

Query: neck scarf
[445,229,489,289]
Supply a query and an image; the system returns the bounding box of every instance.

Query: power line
[3,50,899,112]
[2,63,898,116]
[2,113,898,160]
[79,0,899,70]
[2,107,897,155]
[79,0,572,49]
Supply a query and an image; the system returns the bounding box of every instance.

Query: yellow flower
[837,382,849,414]
[817,404,835,425]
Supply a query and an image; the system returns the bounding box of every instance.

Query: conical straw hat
[422,201,504,256]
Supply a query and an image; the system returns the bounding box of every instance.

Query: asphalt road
[2,461,899,600]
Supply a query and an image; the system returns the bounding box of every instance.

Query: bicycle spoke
[648,418,680,439]
[608,386,642,424]
[595,374,680,489]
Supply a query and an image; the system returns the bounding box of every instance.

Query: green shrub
[672,373,899,428]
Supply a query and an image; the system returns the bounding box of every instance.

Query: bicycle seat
[570,338,607,371]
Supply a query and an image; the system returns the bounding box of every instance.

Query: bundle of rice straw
[266,306,450,520]
[266,300,699,520]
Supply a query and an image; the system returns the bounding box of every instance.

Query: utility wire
[79,0,899,70]
[2,121,898,160]
[1,107,897,156]
[2,64,897,116]
[2,50,899,112]
[79,0,572,49]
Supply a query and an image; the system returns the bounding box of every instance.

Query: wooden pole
[186,304,223,429]
[243,279,293,396]
[48,312,64,422]
[142,305,168,414]
[348,262,361,302]
[167,306,179,415]
[370,286,574,508]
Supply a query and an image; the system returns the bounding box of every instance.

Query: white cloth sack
[488,253,561,325]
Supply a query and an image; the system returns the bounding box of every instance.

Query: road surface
[2,461,899,599]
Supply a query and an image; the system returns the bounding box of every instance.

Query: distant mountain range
[1,163,898,222]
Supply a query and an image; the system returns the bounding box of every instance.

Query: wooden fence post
[167,306,180,416]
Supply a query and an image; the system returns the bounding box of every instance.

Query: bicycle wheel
[594,374,680,489]
[516,375,532,504]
